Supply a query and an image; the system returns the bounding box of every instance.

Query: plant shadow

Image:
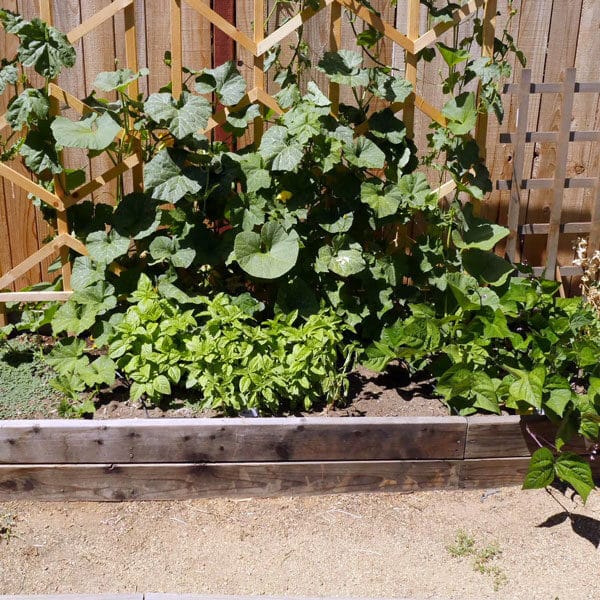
[537,511,600,548]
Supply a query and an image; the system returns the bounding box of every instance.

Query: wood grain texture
[465,415,590,459]
[0,417,467,464]
[0,460,461,500]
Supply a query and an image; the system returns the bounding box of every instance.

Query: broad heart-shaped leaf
[112,193,161,240]
[51,112,121,150]
[462,248,515,286]
[94,67,148,92]
[258,125,303,172]
[239,153,271,193]
[86,230,131,265]
[508,366,546,409]
[149,236,195,268]
[554,453,595,503]
[436,42,470,67]
[453,203,510,250]
[144,149,201,202]
[70,256,104,291]
[397,173,436,210]
[144,92,211,139]
[0,63,17,95]
[442,92,478,135]
[372,71,413,103]
[196,61,246,106]
[20,126,62,174]
[522,448,555,490]
[234,222,299,279]
[361,182,402,219]
[51,299,98,335]
[327,248,366,277]
[81,355,116,388]
[16,18,76,78]
[345,137,386,169]
[317,50,369,86]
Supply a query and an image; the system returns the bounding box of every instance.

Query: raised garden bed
[0,415,593,501]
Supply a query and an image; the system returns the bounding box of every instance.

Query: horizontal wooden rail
[0,415,593,501]
[500,131,600,143]
[503,81,600,94]
[497,177,597,190]
[518,222,592,235]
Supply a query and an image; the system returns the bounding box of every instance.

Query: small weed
[446,530,475,557]
[446,531,507,591]
[0,512,16,543]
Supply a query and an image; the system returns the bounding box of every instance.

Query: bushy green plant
[106,275,352,413]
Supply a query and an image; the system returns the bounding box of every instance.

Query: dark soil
[94,363,448,419]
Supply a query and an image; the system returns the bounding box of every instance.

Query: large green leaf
[112,193,161,240]
[522,448,555,490]
[144,92,211,139]
[144,149,201,202]
[436,42,470,67]
[234,222,299,279]
[453,203,510,250]
[51,112,121,150]
[70,256,105,291]
[149,236,196,268]
[361,182,402,219]
[345,137,385,169]
[462,248,515,286]
[508,366,545,409]
[554,453,595,503]
[16,18,76,78]
[258,125,303,172]
[373,72,413,103]
[195,61,246,106]
[20,127,62,174]
[94,67,148,92]
[0,63,17,95]
[86,230,131,265]
[397,173,436,210]
[239,154,271,193]
[328,248,366,277]
[318,50,369,86]
[442,92,478,135]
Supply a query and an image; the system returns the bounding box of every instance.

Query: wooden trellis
[498,68,600,280]
[0,0,498,321]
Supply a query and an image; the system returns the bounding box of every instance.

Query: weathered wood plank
[459,457,532,488]
[0,460,461,501]
[465,415,590,459]
[0,417,467,464]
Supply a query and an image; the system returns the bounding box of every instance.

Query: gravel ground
[1,485,599,600]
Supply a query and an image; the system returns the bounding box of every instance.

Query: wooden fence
[0,0,599,297]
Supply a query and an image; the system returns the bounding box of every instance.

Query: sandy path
[0,486,598,600]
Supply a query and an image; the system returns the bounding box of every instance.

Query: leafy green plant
[107,275,353,413]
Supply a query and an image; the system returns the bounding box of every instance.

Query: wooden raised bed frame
[0,415,589,501]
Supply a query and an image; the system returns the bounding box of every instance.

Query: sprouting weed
[446,531,507,591]
[573,238,600,316]
[0,512,16,543]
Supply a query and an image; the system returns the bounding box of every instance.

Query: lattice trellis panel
[498,68,600,282]
[0,0,498,320]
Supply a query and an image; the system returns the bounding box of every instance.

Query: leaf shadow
[537,511,600,548]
